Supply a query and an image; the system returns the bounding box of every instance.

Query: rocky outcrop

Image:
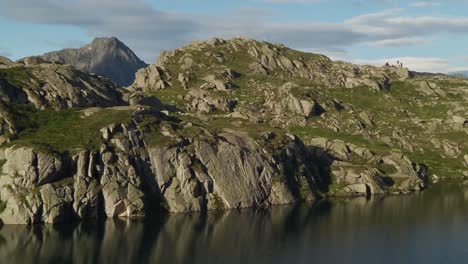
[308,137,429,195]
[0,120,152,224]
[280,83,324,117]
[0,125,311,224]
[187,89,236,113]
[131,64,172,91]
[0,62,125,110]
[417,81,447,97]
[36,37,147,86]
[149,130,316,212]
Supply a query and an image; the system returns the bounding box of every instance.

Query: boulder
[342,184,369,195]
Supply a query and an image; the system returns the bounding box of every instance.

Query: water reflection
[2,182,468,264]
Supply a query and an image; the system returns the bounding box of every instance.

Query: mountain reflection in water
[2,182,468,264]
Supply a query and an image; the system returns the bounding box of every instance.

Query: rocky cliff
[36,37,147,86]
[0,37,465,224]
[0,109,428,224]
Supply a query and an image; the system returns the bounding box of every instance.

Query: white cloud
[369,37,429,46]
[301,47,348,60]
[410,1,441,8]
[349,9,463,37]
[353,57,460,73]
[1,0,468,72]
[259,0,321,3]
[0,0,198,62]
[0,0,366,62]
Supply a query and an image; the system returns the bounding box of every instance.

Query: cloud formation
[410,1,441,7]
[353,57,468,73]
[260,0,321,3]
[369,37,428,47]
[0,0,198,62]
[1,0,468,71]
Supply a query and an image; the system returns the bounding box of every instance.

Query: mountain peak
[91,36,122,47]
[37,37,147,86]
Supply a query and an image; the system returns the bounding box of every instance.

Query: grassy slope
[4,104,133,153]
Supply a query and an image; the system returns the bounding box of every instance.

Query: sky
[1,0,468,73]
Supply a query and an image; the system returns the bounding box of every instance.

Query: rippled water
[2,182,468,264]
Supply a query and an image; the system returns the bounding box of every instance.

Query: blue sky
[1,0,468,73]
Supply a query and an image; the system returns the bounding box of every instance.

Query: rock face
[0,115,428,224]
[37,37,147,86]
[308,137,428,195]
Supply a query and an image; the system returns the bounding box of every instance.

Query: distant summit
[37,37,147,86]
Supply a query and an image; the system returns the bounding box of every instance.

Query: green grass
[407,150,465,178]
[0,67,34,87]
[7,105,133,153]
[282,46,325,61]
[288,125,392,153]
[377,163,398,175]
[148,88,187,109]
[326,177,348,196]
[137,115,179,147]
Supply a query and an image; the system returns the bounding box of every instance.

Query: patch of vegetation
[407,150,465,178]
[7,104,133,153]
[297,177,313,200]
[377,163,398,175]
[282,46,325,61]
[0,67,33,87]
[137,115,175,147]
[389,81,418,97]
[326,177,347,196]
[288,125,392,153]
[148,88,187,109]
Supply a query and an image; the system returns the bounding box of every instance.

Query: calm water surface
[2,182,468,264]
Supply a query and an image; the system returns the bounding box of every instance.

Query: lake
[1,181,468,264]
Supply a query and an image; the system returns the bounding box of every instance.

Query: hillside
[0,37,466,224]
[129,37,467,177]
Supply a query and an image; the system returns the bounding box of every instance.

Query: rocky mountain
[37,37,147,86]
[0,37,466,224]
[0,56,12,65]
[1,56,124,109]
